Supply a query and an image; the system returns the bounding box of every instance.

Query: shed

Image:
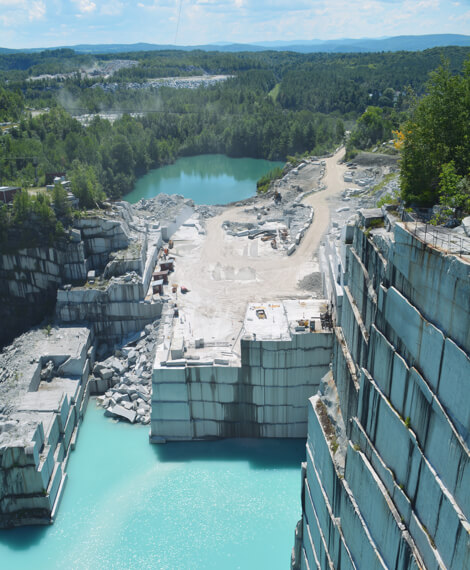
[152,270,169,284]
[151,279,164,295]
[160,260,174,272]
[0,186,20,204]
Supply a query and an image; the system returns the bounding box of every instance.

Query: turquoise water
[124,154,284,205]
[0,403,305,570]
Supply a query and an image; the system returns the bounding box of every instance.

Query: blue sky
[0,0,468,49]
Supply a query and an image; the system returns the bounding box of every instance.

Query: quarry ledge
[151,299,334,441]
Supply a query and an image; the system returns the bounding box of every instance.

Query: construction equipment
[320,309,333,330]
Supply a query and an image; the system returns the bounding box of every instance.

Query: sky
[0,0,468,50]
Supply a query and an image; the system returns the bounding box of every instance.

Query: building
[0,186,20,204]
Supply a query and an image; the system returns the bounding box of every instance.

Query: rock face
[0,326,94,528]
[292,215,470,569]
[73,214,131,270]
[151,301,334,440]
[0,241,87,347]
[55,203,163,344]
[0,201,165,348]
[56,274,162,342]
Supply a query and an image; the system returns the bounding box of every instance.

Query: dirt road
[170,148,348,345]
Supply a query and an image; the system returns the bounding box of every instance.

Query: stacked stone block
[152,331,333,440]
[0,327,94,528]
[294,219,470,569]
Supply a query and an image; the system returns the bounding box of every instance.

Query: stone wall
[293,218,470,569]
[0,327,94,528]
[0,202,163,348]
[0,241,87,347]
[151,331,333,441]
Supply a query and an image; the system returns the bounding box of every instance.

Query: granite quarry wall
[0,326,94,528]
[293,218,470,569]
[151,330,333,440]
[0,197,200,528]
[0,202,164,348]
[55,207,163,344]
[0,240,87,347]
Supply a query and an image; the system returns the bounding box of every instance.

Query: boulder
[40,360,55,381]
[116,393,130,404]
[104,356,127,375]
[99,368,113,381]
[105,404,136,423]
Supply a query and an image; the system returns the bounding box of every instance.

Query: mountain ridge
[1,34,470,55]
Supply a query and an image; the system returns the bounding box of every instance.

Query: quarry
[1,148,469,569]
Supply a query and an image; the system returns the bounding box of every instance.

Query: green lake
[0,403,305,569]
[124,154,284,205]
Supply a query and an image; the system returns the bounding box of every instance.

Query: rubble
[91,318,160,425]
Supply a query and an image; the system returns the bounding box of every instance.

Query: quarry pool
[0,403,305,569]
[124,154,284,204]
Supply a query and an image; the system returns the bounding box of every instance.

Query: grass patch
[367,218,385,229]
[371,172,397,195]
[257,166,284,194]
[268,83,280,101]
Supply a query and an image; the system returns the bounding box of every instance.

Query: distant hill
[1,34,470,55]
[272,34,470,53]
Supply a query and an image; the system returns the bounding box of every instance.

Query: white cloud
[29,0,46,20]
[0,0,45,27]
[100,0,124,16]
[73,0,96,14]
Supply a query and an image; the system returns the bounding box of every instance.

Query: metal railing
[407,222,470,258]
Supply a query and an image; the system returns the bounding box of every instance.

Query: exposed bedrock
[0,326,94,528]
[293,214,470,569]
[0,201,167,347]
[0,241,87,347]
[151,303,334,441]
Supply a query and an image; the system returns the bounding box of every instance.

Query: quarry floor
[165,148,349,356]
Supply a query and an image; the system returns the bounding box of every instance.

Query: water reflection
[124,154,284,204]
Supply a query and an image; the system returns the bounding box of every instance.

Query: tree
[52,183,72,219]
[70,161,105,209]
[0,204,10,244]
[335,119,345,142]
[438,161,470,217]
[111,134,135,175]
[400,59,470,206]
[12,189,33,224]
[350,106,392,149]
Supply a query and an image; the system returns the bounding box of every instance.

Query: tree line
[399,58,470,215]
[1,46,470,218]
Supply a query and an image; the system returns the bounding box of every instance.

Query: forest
[0,45,469,247]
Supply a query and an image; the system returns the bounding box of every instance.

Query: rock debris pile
[134,193,194,220]
[92,322,159,425]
